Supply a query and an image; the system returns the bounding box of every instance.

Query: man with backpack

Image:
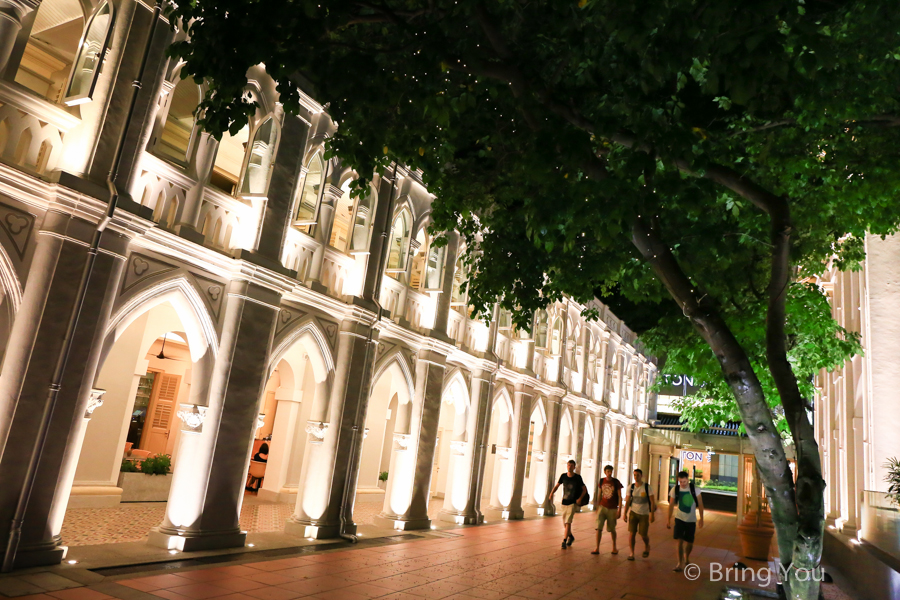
[667,470,705,572]
[623,468,656,560]
[591,464,623,555]
[548,459,589,549]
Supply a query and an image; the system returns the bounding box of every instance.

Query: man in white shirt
[667,470,704,572]
[623,468,656,560]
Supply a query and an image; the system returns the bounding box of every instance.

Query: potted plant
[885,458,900,506]
[378,471,389,489]
[117,453,173,502]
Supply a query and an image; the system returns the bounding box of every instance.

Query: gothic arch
[269,317,335,383]
[372,347,415,405]
[0,240,22,313]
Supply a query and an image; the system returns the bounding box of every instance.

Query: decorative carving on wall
[450,440,467,456]
[393,433,412,451]
[256,414,266,430]
[0,205,34,259]
[177,404,208,432]
[496,446,513,460]
[363,427,369,440]
[532,450,546,463]
[193,273,226,320]
[208,285,222,301]
[84,389,106,419]
[121,253,176,293]
[305,421,329,443]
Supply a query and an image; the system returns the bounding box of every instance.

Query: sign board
[681,450,712,463]
[658,375,701,397]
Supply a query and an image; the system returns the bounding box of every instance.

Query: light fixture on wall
[157,333,170,360]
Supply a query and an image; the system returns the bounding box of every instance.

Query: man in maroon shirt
[591,465,623,555]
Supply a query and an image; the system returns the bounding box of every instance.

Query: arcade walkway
[2,511,854,600]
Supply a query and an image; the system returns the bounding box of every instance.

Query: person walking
[623,468,656,560]
[591,464,623,555]
[667,470,704,572]
[548,459,588,549]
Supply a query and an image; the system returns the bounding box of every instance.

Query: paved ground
[60,495,444,546]
[10,509,855,600]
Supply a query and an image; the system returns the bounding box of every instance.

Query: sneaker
[561,540,567,549]
[566,534,575,546]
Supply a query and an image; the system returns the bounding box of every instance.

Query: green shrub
[885,458,900,506]
[120,459,139,473]
[379,471,389,482]
[140,454,172,475]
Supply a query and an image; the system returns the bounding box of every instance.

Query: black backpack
[670,482,698,508]
[630,482,655,512]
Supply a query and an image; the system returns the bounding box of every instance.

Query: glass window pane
[241,117,278,195]
[350,188,374,251]
[451,256,466,303]
[210,123,250,195]
[386,212,410,271]
[64,1,111,104]
[329,182,354,252]
[157,77,199,162]
[295,155,323,224]
[423,243,444,289]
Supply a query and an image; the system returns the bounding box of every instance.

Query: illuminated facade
[0,0,656,568]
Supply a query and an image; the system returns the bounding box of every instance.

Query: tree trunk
[763,201,825,600]
[631,216,803,583]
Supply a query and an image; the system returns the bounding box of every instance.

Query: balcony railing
[0,81,79,175]
[861,490,900,561]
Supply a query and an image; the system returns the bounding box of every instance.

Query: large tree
[168,1,900,597]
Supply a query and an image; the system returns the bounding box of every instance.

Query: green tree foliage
[168,2,900,597]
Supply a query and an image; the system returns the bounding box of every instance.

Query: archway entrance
[482,389,515,515]
[61,290,215,548]
[357,359,412,525]
[522,399,548,515]
[428,373,470,520]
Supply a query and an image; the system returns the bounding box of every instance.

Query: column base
[257,487,297,505]
[11,545,66,569]
[483,506,524,521]
[373,514,432,531]
[147,527,246,552]
[437,509,483,525]
[284,518,341,539]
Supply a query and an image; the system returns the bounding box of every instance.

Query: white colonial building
[814,236,900,598]
[0,0,657,569]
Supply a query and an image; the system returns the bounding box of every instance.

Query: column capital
[84,389,106,419]
[177,404,208,433]
[305,421,329,444]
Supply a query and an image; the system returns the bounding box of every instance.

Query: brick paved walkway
[12,510,854,600]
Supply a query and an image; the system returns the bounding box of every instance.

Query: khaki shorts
[628,511,650,536]
[596,506,618,532]
[560,503,577,523]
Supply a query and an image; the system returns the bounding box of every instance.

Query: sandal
[642,551,649,558]
[590,550,600,555]
[611,550,618,555]
[627,556,635,561]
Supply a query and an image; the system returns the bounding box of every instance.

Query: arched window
[385,210,411,273]
[534,310,549,348]
[294,154,324,229]
[498,310,512,330]
[210,123,250,195]
[64,1,114,105]
[329,181,354,252]
[350,185,375,252]
[240,116,278,196]
[422,239,445,290]
[14,0,85,102]
[156,76,200,162]
[550,317,563,356]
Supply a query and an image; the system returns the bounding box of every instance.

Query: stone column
[429,232,459,339]
[149,281,281,551]
[0,0,38,75]
[624,426,636,480]
[540,396,563,515]
[376,349,446,530]
[258,386,306,504]
[505,385,534,520]
[440,368,493,524]
[361,171,399,303]
[573,410,587,471]
[0,213,130,568]
[253,114,311,266]
[286,318,376,538]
